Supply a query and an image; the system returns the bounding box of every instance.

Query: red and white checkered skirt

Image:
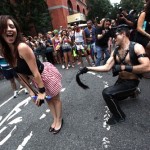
[40,62,62,97]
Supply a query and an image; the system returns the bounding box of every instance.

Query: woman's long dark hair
[145,0,150,21]
[0,15,22,66]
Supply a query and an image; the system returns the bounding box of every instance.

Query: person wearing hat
[79,24,150,125]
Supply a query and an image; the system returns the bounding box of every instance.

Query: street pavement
[0,62,150,150]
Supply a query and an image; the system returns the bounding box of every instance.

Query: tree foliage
[86,0,113,22]
[0,0,52,35]
[120,0,144,13]
[86,0,145,21]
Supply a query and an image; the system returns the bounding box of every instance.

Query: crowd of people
[14,0,149,76]
[0,0,150,134]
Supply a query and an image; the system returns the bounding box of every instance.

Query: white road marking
[102,81,111,148]
[0,116,2,121]
[0,89,27,108]
[8,117,23,125]
[103,81,109,88]
[0,97,31,146]
[102,137,111,149]
[0,96,14,108]
[88,71,96,75]
[0,125,17,146]
[0,85,67,148]
[82,70,111,145]
[103,106,111,131]
[18,88,26,94]
[39,114,46,120]
[97,75,103,78]
[16,131,33,150]
[0,97,31,126]
[61,88,66,92]
[46,109,50,113]
[0,126,7,134]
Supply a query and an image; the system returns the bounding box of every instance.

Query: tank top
[14,57,44,75]
[145,13,150,33]
[75,30,84,43]
[63,37,68,43]
[54,38,61,48]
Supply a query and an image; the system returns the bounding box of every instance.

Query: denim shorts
[2,68,18,80]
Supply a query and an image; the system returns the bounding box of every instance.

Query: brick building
[46,0,88,29]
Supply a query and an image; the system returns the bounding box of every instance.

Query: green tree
[86,0,145,22]
[0,0,16,16]
[0,0,52,36]
[120,0,144,13]
[86,0,113,22]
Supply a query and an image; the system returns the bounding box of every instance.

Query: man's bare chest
[116,50,131,65]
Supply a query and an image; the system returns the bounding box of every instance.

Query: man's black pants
[102,78,139,119]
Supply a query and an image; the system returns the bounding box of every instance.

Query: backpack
[113,41,143,78]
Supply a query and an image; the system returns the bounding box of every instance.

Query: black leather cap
[112,24,130,33]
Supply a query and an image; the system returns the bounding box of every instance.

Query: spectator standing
[74,24,91,67]
[61,30,74,69]
[84,20,96,65]
[95,18,111,66]
[45,33,55,64]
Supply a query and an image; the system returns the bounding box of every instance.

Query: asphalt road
[0,62,150,150]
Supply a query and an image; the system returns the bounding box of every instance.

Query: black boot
[106,115,126,125]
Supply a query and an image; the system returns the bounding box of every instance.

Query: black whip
[76,67,89,89]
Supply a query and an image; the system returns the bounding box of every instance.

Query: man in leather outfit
[85,24,150,125]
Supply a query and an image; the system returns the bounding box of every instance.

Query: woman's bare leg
[63,52,68,69]
[47,99,57,128]
[52,93,62,130]
[68,51,74,67]
[47,93,62,129]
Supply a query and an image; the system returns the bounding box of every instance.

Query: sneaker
[62,65,65,69]
[13,90,18,98]
[24,88,29,94]
[20,85,23,89]
[92,62,95,65]
[106,115,125,125]
[92,63,95,66]
[136,87,141,94]
[77,62,81,65]
[68,64,71,67]
[71,65,75,68]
